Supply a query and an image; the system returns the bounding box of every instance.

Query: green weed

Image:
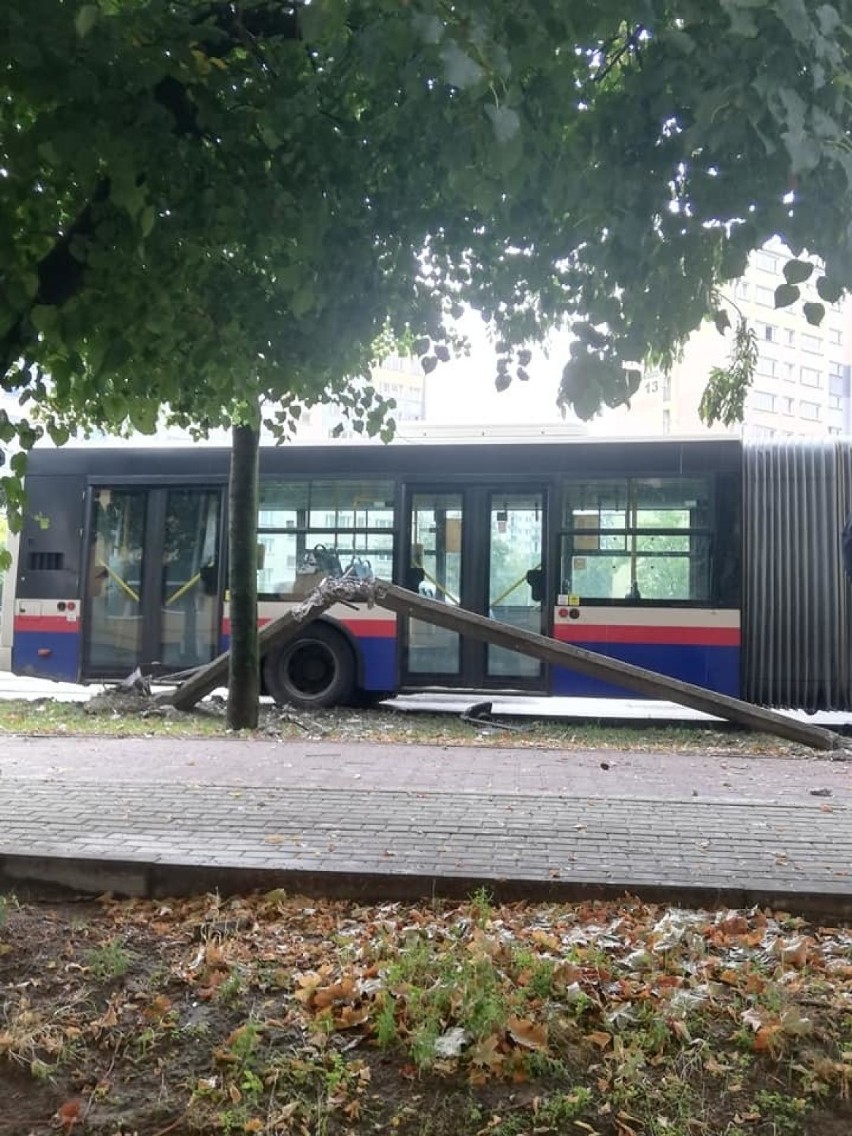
[753,1090,811,1134]
[84,938,131,981]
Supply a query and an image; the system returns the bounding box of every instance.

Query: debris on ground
[460,700,526,732]
[1,893,849,1135]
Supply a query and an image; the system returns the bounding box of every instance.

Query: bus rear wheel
[263,624,355,709]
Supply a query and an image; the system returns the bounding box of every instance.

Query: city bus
[3,436,851,710]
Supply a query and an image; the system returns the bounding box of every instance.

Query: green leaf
[30,305,58,334]
[291,284,315,318]
[485,104,521,144]
[774,283,800,308]
[495,371,512,392]
[20,271,39,300]
[816,4,842,35]
[783,259,813,285]
[421,356,438,374]
[139,206,156,237]
[100,337,132,374]
[298,0,347,44]
[129,400,158,434]
[75,5,99,38]
[712,310,731,334]
[440,43,485,89]
[413,14,443,45]
[802,302,825,326]
[720,0,758,37]
[664,28,696,53]
[783,130,822,173]
[816,275,844,303]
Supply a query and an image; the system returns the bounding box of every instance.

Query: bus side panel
[12,603,82,682]
[550,644,741,699]
[552,608,741,699]
[341,624,396,689]
[333,611,396,690]
[11,472,86,683]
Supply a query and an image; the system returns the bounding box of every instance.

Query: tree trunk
[227,414,260,729]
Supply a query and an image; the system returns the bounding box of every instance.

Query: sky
[422,312,575,428]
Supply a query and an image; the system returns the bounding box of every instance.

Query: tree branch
[0,180,111,386]
[0,2,305,387]
[592,26,644,85]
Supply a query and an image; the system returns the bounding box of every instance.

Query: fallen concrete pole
[167,578,840,751]
[167,577,366,711]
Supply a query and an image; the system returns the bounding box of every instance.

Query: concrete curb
[3,852,851,921]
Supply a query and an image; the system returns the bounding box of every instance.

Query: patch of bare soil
[1,893,850,1136]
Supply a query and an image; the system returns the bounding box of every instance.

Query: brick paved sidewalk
[0,738,850,916]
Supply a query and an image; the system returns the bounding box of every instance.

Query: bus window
[487,491,543,678]
[560,477,713,603]
[87,489,147,671]
[407,492,463,675]
[160,488,221,668]
[258,479,395,597]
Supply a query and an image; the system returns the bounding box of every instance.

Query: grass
[0,695,819,754]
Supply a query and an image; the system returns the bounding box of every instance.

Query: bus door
[83,485,224,679]
[401,485,545,690]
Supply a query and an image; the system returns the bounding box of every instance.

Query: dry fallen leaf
[506,1015,548,1051]
[55,1099,82,1133]
[312,977,357,1009]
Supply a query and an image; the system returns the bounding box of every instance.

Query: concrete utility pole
[165,578,840,752]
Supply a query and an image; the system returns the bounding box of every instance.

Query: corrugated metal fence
[743,439,852,710]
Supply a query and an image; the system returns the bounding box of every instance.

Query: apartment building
[296,353,426,438]
[597,241,852,439]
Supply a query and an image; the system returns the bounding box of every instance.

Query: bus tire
[263,623,355,709]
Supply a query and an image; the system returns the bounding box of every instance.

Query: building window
[799,401,821,421]
[780,361,795,382]
[785,329,796,346]
[829,328,842,345]
[829,426,842,436]
[662,409,671,435]
[751,390,776,412]
[829,393,842,410]
[662,374,672,401]
[782,397,795,414]
[735,280,749,299]
[755,251,778,273]
[763,323,777,342]
[801,333,824,355]
[755,355,776,378]
[755,285,775,306]
[800,366,821,387]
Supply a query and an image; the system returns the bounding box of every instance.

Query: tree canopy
[1,0,850,481]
